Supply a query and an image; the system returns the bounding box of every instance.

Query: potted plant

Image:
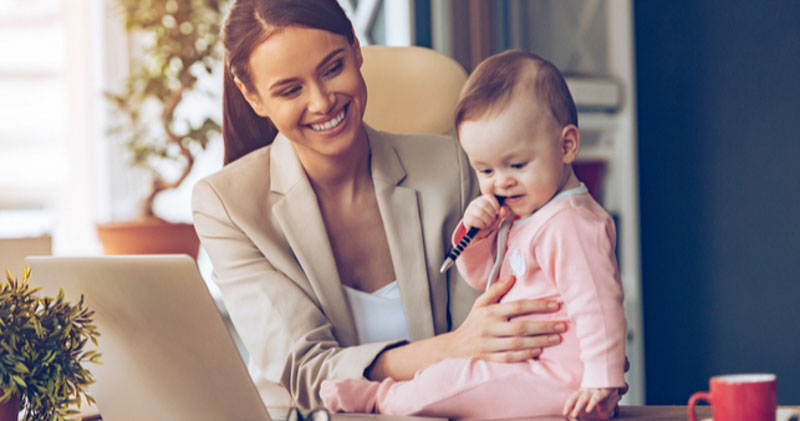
[99,0,227,258]
[0,267,101,421]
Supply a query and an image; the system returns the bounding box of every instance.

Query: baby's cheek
[477,178,495,195]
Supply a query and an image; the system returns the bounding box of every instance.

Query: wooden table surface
[617,405,710,420]
[466,406,711,421]
[473,405,800,420]
[83,405,800,421]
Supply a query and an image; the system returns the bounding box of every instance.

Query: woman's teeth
[310,108,346,131]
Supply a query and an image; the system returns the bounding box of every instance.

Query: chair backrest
[360,45,468,136]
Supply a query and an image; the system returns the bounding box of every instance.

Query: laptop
[25,255,445,421]
[25,255,272,421]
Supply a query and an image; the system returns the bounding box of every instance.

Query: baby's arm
[534,207,626,417]
[453,194,509,290]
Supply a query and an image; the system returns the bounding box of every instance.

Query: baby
[321,50,627,420]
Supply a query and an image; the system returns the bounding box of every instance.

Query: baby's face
[459,94,573,218]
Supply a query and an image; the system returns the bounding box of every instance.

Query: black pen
[439,196,506,273]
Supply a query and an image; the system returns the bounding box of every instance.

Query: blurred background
[1,0,798,406]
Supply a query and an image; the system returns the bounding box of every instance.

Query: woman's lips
[308,103,348,132]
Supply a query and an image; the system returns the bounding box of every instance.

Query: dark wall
[635,1,800,404]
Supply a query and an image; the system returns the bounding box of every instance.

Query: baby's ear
[560,124,580,164]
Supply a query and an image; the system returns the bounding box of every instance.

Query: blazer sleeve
[192,179,406,410]
[533,208,627,389]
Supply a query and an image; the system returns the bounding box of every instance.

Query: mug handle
[688,391,712,421]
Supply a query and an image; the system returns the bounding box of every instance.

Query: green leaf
[0,387,16,402]
[14,362,29,374]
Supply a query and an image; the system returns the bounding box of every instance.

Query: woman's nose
[308,82,335,114]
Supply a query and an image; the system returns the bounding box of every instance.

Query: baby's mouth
[504,194,525,203]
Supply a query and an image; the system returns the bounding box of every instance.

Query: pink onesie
[321,187,626,420]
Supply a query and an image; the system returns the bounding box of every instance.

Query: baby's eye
[510,162,527,169]
[323,60,344,78]
[477,168,493,176]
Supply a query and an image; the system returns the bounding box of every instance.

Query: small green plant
[0,267,101,421]
[106,0,226,218]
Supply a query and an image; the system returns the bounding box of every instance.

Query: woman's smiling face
[238,25,368,161]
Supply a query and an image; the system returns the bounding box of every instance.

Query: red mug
[688,373,777,421]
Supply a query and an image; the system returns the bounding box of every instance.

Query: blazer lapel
[269,134,359,346]
[368,127,435,340]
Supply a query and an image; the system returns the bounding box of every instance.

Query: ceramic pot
[0,391,20,421]
[96,218,200,259]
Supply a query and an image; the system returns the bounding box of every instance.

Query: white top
[342,280,411,344]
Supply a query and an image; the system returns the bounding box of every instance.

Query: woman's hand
[447,274,566,363]
[365,275,576,381]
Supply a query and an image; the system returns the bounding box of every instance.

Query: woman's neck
[297,130,372,202]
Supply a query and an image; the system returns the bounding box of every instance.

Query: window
[0,0,104,252]
[0,0,66,214]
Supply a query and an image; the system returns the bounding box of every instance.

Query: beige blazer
[192,125,480,409]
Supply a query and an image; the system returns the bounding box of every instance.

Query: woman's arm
[194,178,565,406]
[366,274,566,381]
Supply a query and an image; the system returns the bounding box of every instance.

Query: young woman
[192,0,567,410]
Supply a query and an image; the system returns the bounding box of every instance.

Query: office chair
[360,45,468,136]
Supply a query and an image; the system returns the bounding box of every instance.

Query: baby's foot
[320,378,381,413]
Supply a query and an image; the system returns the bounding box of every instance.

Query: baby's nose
[497,174,516,189]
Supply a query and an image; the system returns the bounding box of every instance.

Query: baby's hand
[563,387,616,420]
[463,194,508,239]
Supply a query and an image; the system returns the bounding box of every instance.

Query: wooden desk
[82,405,800,421]
[619,405,800,421]
[478,405,799,420]
[618,405,710,420]
[469,406,711,421]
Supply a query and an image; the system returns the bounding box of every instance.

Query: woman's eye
[323,60,343,77]
[279,86,301,98]
[510,162,527,169]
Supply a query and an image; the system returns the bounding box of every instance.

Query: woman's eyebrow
[316,48,345,71]
[269,48,345,91]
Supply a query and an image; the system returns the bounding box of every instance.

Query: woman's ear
[234,77,268,117]
[560,124,581,164]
